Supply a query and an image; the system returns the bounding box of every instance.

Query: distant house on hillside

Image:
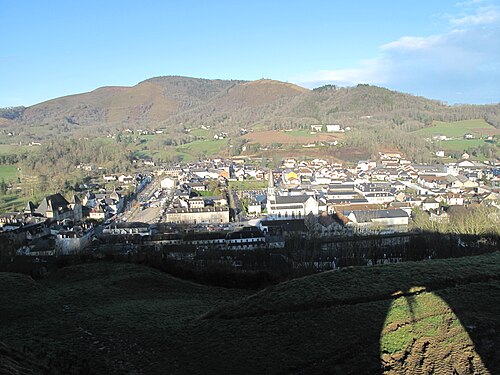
[326,124,343,132]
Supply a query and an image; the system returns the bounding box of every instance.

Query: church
[266,170,319,219]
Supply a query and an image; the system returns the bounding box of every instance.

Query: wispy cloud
[456,0,486,7]
[294,59,388,87]
[450,6,500,26]
[381,35,444,51]
[292,2,500,103]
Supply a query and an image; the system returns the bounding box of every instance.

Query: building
[326,124,343,132]
[103,222,151,236]
[34,194,74,221]
[339,209,410,230]
[160,177,176,189]
[165,206,230,224]
[55,225,95,254]
[225,227,266,250]
[266,170,319,218]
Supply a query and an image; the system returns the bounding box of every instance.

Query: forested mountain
[2,76,499,138]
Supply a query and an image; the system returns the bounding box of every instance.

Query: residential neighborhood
[1,151,499,268]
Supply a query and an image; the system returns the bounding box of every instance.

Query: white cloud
[291,3,500,103]
[381,35,444,51]
[450,6,500,26]
[294,59,388,87]
[456,0,486,7]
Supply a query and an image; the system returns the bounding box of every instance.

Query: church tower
[267,169,275,201]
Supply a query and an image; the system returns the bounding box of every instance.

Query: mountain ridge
[1,76,499,140]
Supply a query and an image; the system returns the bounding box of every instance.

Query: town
[1,151,499,273]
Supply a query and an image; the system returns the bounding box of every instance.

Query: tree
[0,178,7,195]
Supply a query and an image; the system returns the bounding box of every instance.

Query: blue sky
[1,0,499,106]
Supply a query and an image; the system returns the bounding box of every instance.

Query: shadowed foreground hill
[1,254,500,374]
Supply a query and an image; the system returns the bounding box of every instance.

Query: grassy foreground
[1,253,500,374]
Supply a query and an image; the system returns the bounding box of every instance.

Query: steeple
[267,169,275,201]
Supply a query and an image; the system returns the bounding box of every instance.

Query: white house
[55,226,95,255]
[160,177,176,190]
[326,124,343,132]
[341,209,409,228]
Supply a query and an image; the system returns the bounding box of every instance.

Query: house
[160,177,176,190]
[34,194,73,221]
[305,212,345,235]
[118,175,134,184]
[339,209,410,229]
[103,222,151,236]
[267,194,319,218]
[364,192,395,204]
[326,124,343,132]
[357,160,377,171]
[183,232,227,250]
[435,150,445,158]
[283,159,297,169]
[422,198,440,211]
[267,170,317,218]
[89,204,106,220]
[311,125,323,132]
[458,160,474,168]
[444,194,465,206]
[188,182,208,192]
[430,210,449,223]
[103,174,117,182]
[165,206,230,224]
[69,195,83,222]
[247,199,262,216]
[225,227,266,250]
[55,225,95,254]
[188,196,205,208]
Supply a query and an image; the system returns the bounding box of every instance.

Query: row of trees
[412,206,500,235]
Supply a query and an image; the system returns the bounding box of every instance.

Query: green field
[176,139,228,157]
[0,193,26,212]
[0,165,18,182]
[414,119,496,138]
[1,253,499,374]
[189,128,210,138]
[0,144,31,155]
[440,138,497,151]
[228,180,268,190]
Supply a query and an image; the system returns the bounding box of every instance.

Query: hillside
[1,254,499,374]
[2,76,500,138]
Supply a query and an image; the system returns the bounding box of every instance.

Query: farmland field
[242,130,342,145]
[0,144,31,155]
[176,139,229,158]
[0,193,25,212]
[0,165,19,182]
[414,119,499,138]
[438,139,494,151]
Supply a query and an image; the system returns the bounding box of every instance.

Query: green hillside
[0,165,18,182]
[414,119,496,138]
[1,254,499,374]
